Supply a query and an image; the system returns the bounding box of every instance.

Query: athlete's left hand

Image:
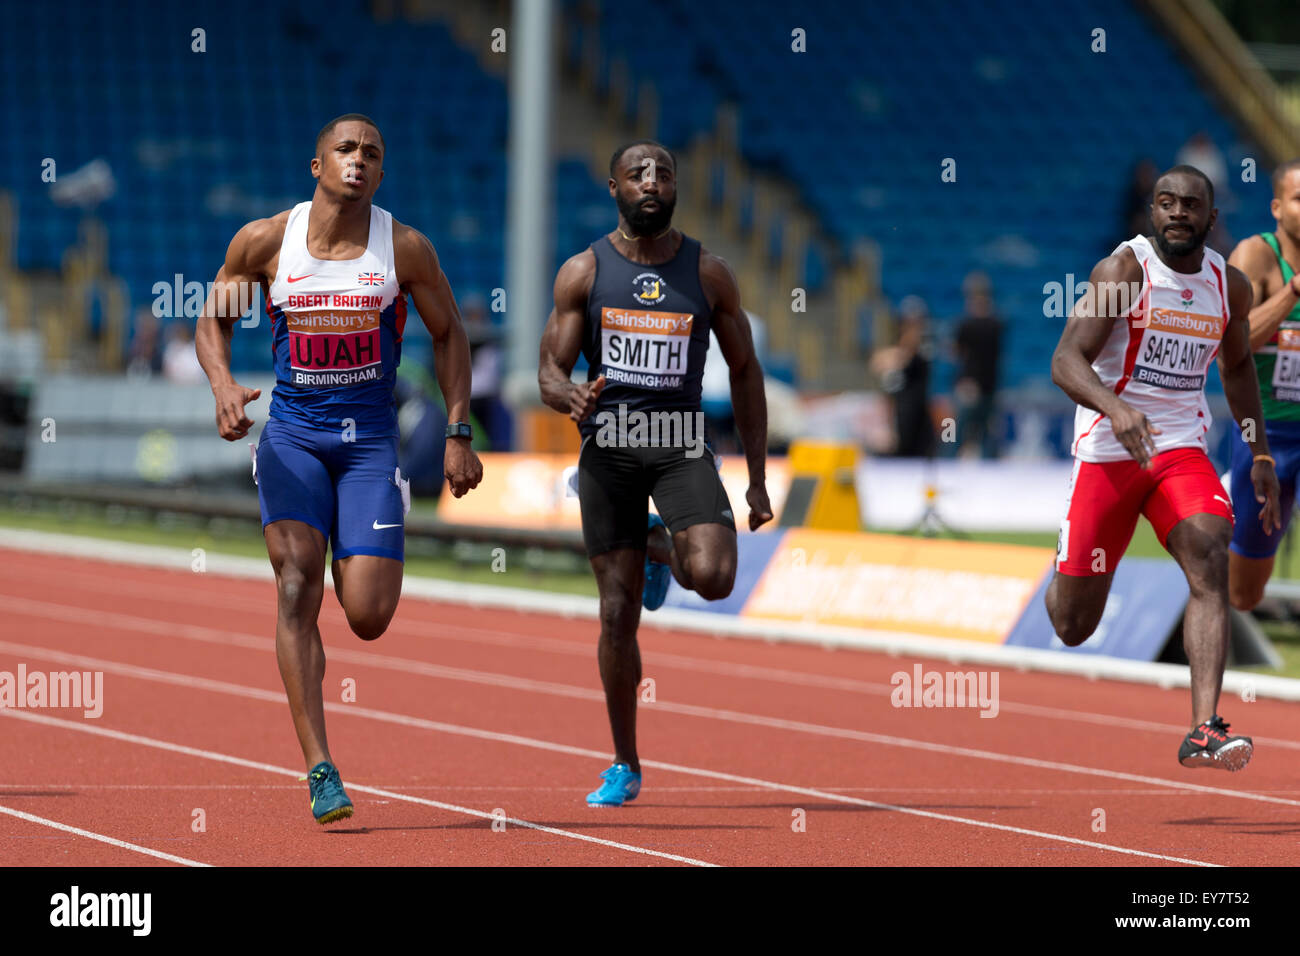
[1252,459,1282,534]
[444,439,483,498]
[746,482,774,531]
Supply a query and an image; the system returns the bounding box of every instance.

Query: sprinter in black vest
[539,141,772,806]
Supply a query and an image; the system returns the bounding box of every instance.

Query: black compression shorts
[577,438,736,558]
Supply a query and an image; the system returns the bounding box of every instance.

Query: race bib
[1273,328,1300,402]
[600,308,693,390]
[1132,308,1223,391]
[286,309,382,388]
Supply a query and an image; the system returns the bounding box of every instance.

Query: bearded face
[616,188,675,237]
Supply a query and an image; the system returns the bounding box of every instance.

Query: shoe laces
[310,764,341,794]
[1202,716,1230,741]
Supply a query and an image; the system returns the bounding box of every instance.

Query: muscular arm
[196,215,283,440]
[1218,266,1269,456]
[1227,235,1300,351]
[702,252,771,530]
[1051,252,1137,417]
[538,251,602,420]
[1050,249,1161,465]
[1218,264,1281,530]
[703,254,766,480]
[394,222,481,496]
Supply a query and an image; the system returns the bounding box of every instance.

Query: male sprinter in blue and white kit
[539,141,772,805]
[1226,159,1300,610]
[196,114,483,823]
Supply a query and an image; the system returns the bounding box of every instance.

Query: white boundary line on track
[2,702,1218,867]
[0,804,211,866]
[5,620,1300,812]
[0,711,716,868]
[4,528,1300,702]
[9,563,1300,753]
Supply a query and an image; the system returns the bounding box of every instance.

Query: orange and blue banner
[666,529,1055,646]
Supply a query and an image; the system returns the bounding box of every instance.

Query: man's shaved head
[316,113,385,156]
[609,139,676,178]
[1154,164,1215,206]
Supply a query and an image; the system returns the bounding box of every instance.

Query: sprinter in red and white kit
[1048,165,1280,772]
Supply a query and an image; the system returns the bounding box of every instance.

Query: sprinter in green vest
[1226,159,1300,609]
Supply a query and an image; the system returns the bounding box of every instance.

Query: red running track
[2,544,1299,867]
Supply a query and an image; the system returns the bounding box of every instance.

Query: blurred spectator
[1121,158,1158,240]
[460,292,513,450]
[126,307,163,378]
[1176,132,1234,249]
[162,322,205,384]
[953,271,1003,459]
[1176,132,1227,196]
[870,295,934,457]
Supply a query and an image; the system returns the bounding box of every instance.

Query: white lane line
[5,628,1299,812]
[6,530,1300,702]
[0,804,211,866]
[2,702,1216,868]
[0,664,1221,866]
[0,711,714,868]
[2,783,1264,795]
[8,589,1300,755]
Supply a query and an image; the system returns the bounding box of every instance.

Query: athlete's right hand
[568,374,607,422]
[213,383,262,441]
[1110,401,1161,468]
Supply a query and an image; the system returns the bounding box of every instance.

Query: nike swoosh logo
[372,520,401,530]
[1214,495,1231,507]
[1189,735,1208,747]
[286,273,314,283]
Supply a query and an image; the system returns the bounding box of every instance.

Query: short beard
[616,192,675,237]
[1152,222,1208,258]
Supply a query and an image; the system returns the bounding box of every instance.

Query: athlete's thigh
[671,522,737,566]
[256,417,337,545]
[331,553,403,612]
[330,432,404,563]
[1142,448,1233,553]
[648,445,735,539]
[578,439,651,558]
[264,519,328,584]
[1045,567,1117,623]
[1054,457,1144,578]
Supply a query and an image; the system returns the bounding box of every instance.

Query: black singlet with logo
[579,234,713,437]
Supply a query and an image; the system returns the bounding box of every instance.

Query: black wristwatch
[445,421,473,441]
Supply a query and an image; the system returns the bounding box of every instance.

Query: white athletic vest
[1071,235,1230,463]
[265,201,407,433]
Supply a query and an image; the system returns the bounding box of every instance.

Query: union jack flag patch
[358,272,385,286]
